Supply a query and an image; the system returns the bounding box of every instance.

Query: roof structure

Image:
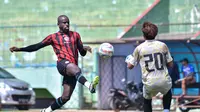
[118,0,200,40]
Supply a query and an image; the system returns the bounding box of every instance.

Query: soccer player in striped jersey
[10,15,99,112]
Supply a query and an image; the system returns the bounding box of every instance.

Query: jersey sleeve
[76,32,83,45]
[164,44,173,63]
[19,34,53,52]
[129,47,139,66]
[41,34,53,46]
[189,65,195,73]
[76,32,87,56]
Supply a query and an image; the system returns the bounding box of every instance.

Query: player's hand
[174,80,179,84]
[83,46,92,53]
[175,79,182,84]
[9,46,20,52]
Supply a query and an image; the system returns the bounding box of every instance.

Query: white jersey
[130,40,173,86]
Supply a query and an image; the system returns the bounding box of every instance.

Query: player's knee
[74,67,81,74]
[70,69,81,77]
[66,63,81,76]
[70,64,81,75]
[61,95,71,103]
[71,67,81,76]
[182,80,185,84]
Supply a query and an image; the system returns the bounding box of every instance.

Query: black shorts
[57,59,77,86]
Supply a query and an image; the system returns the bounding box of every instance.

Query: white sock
[45,106,52,112]
[84,81,91,89]
[163,109,169,112]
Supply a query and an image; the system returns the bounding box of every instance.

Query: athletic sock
[144,98,152,112]
[84,81,91,88]
[75,72,88,86]
[51,97,66,111]
[163,90,172,110]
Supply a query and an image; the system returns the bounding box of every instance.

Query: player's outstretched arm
[9,42,46,53]
[125,54,135,69]
[78,46,92,56]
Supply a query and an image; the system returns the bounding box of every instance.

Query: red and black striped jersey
[42,31,85,65]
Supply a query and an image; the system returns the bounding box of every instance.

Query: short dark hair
[57,15,69,24]
[180,58,189,63]
[142,22,158,40]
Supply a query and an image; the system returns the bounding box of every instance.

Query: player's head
[57,15,70,33]
[181,58,189,66]
[142,22,158,40]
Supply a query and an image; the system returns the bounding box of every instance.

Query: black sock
[163,90,172,109]
[51,97,66,111]
[144,98,152,112]
[75,72,87,85]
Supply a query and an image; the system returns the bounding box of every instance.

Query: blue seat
[172,73,199,96]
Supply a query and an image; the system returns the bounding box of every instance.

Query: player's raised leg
[66,63,99,93]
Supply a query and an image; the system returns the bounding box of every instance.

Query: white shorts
[143,76,172,99]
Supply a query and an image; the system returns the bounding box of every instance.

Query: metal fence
[1,23,200,68]
[98,55,134,109]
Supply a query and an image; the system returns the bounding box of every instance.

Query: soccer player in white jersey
[125,22,173,112]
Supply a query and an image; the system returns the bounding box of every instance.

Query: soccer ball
[98,43,114,58]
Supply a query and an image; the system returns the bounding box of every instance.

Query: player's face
[58,17,70,33]
[181,61,187,66]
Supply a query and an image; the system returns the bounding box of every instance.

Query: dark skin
[10,15,92,102]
